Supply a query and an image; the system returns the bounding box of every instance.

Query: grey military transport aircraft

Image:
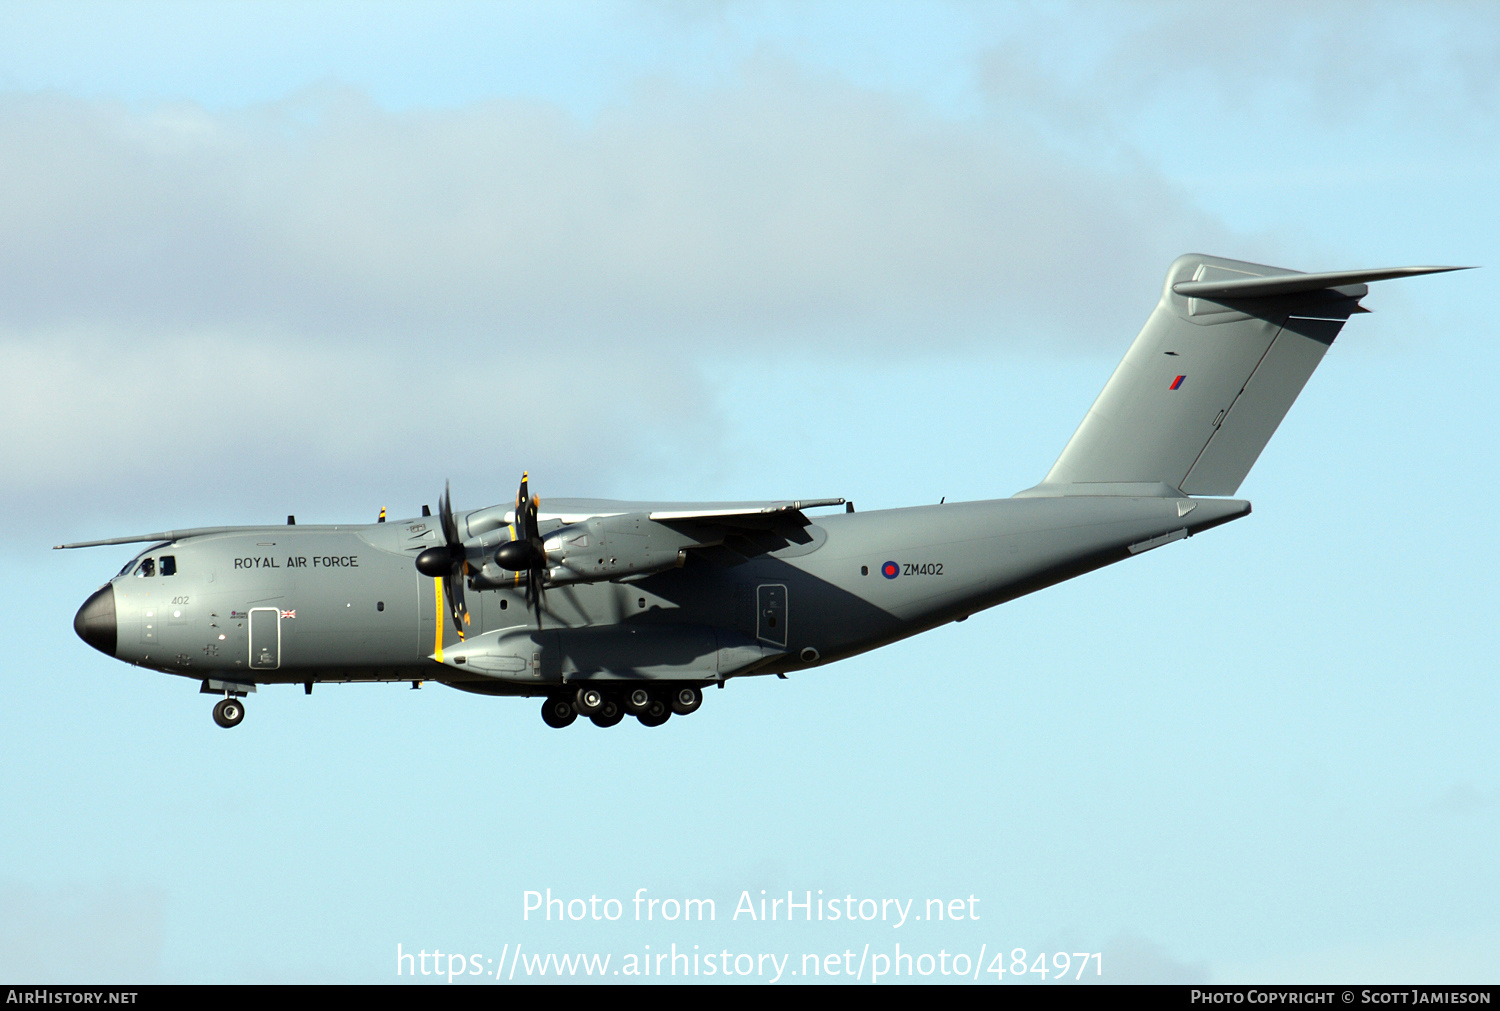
[64,254,1464,730]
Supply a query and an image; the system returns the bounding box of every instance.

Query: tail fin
[1023,254,1465,498]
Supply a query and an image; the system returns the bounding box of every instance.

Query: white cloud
[0,67,1215,342]
[980,3,1500,140]
[0,55,1227,520]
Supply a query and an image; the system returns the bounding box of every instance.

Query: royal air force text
[233,555,359,570]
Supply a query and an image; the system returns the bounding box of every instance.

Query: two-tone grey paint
[64,254,1467,728]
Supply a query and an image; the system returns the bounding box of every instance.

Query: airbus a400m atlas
[64,254,1463,730]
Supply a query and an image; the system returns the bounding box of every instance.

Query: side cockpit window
[125,554,176,577]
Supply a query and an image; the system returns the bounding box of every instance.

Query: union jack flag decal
[281,610,296,619]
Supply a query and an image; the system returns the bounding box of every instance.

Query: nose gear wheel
[212,697,245,728]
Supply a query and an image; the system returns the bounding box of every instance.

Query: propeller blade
[444,568,469,636]
[510,471,547,627]
[525,559,545,625]
[517,473,538,544]
[416,479,471,638]
[438,481,461,548]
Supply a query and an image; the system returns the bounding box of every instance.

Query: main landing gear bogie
[541,696,578,729]
[541,685,705,729]
[590,699,624,728]
[670,686,702,715]
[574,685,606,716]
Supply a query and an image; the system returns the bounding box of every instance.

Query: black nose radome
[74,584,117,657]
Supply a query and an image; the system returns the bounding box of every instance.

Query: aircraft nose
[74,584,117,657]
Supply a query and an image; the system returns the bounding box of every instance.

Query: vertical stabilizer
[1021,254,1463,498]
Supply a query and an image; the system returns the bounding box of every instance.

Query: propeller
[494,471,548,624]
[414,481,470,636]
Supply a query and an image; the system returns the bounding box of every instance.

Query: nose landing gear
[212,697,245,728]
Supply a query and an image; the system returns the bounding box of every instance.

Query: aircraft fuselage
[75,494,1249,702]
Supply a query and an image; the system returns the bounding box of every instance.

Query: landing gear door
[756,584,787,648]
[249,607,281,670]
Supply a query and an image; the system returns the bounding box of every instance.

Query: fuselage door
[249,607,281,669]
[756,584,787,648]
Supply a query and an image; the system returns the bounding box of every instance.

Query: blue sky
[1,1,1496,984]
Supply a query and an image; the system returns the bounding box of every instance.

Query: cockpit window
[135,558,155,577]
[118,558,136,577]
[159,555,176,576]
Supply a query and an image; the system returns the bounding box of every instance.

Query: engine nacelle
[540,514,693,585]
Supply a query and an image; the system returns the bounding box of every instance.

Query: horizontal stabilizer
[1173,265,1466,301]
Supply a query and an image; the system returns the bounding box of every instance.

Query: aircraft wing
[55,526,266,549]
[55,523,360,550]
[648,498,845,527]
[642,499,847,566]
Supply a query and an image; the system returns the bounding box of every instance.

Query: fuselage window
[160,555,177,576]
[135,558,155,577]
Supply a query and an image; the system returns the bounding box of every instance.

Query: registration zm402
[903,562,944,575]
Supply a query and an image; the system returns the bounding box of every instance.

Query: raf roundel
[881,560,899,579]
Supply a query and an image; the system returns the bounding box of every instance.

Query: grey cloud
[1041,929,1210,984]
[1096,931,1210,984]
[1428,782,1497,816]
